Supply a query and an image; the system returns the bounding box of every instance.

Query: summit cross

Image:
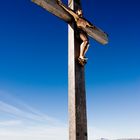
[31,0,108,140]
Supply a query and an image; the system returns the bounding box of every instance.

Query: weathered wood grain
[68,1,88,140]
[85,26,108,45]
[32,0,72,22]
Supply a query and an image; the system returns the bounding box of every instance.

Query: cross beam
[32,0,72,22]
[32,0,108,45]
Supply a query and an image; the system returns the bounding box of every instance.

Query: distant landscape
[99,138,140,140]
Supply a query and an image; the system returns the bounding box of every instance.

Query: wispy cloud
[0,120,22,126]
[0,91,112,140]
[0,90,63,125]
[0,91,67,140]
[0,124,68,139]
[0,101,52,122]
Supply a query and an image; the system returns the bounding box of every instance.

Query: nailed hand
[57,0,62,5]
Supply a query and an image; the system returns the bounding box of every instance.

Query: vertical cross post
[68,0,88,140]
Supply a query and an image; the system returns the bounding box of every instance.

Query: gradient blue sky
[0,0,140,139]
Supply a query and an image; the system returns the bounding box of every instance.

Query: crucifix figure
[57,0,95,65]
[31,0,108,140]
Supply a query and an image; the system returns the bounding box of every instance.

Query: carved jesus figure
[57,0,95,64]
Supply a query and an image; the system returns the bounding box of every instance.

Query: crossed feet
[78,57,88,66]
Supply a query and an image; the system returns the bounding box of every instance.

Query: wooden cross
[31,0,108,140]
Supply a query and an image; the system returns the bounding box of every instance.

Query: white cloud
[0,124,68,140]
[0,101,49,121]
[0,120,22,126]
[0,90,59,124]
[0,91,67,140]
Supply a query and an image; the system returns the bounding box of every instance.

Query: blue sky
[0,0,140,139]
